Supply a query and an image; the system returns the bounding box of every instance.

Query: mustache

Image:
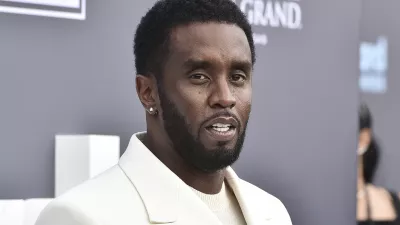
[201,111,241,130]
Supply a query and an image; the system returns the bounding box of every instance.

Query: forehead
[167,22,252,64]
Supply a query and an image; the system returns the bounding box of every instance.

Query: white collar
[118,132,268,224]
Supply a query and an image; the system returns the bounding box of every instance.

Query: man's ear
[136,74,158,110]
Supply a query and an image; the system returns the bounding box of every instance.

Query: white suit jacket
[36,132,292,225]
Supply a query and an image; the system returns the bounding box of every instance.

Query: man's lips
[201,114,240,143]
[204,116,239,129]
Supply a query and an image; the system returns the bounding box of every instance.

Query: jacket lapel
[225,167,271,224]
[118,132,222,225]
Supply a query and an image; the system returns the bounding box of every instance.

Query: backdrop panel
[0,0,86,20]
[233,1,361,225]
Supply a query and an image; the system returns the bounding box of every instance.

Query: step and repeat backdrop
[0,1,362,225]
[360,0,400,192]
[232,1,360,225]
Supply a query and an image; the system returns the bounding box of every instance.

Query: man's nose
[208,79,236,109]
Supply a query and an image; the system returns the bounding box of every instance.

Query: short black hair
[359,103,372,130]
[134,0,255,80]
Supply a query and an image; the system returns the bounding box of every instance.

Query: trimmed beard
[158,87,247,173]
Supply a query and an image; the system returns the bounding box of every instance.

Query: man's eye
[190,74,208,80]
[230,74,246,83]
[189,73,210,85]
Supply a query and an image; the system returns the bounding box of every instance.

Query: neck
[145,124,225,194]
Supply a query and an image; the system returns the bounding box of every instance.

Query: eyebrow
[183,59,212,70]
[230,60,253,72]
[183,58,252,71]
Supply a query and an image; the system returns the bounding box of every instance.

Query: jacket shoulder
[36,165,148,225]
[239,179,293,224]
[35,200,98,225]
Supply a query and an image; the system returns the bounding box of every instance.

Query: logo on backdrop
[359,36,388,94]
[232,0,303,46]
[0,0,86,20]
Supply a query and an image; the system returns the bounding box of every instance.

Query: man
[36,0,292,224]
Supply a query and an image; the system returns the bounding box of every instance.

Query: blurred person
[35,0,292,225]
[357,104,400,225]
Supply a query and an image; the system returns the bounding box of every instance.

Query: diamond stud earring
[147,107,157,115]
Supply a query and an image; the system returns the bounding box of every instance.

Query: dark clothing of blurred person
[357,104,400,225]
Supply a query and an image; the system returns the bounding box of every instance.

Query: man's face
[158,22,252,172]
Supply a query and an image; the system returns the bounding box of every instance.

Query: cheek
[235,88,252,119]
[358,132,371,148]
[176,86,207,127]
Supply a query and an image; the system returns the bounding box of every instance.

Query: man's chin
[187,147,242,172]
[201,144,237,153]
[199,135,239,152]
